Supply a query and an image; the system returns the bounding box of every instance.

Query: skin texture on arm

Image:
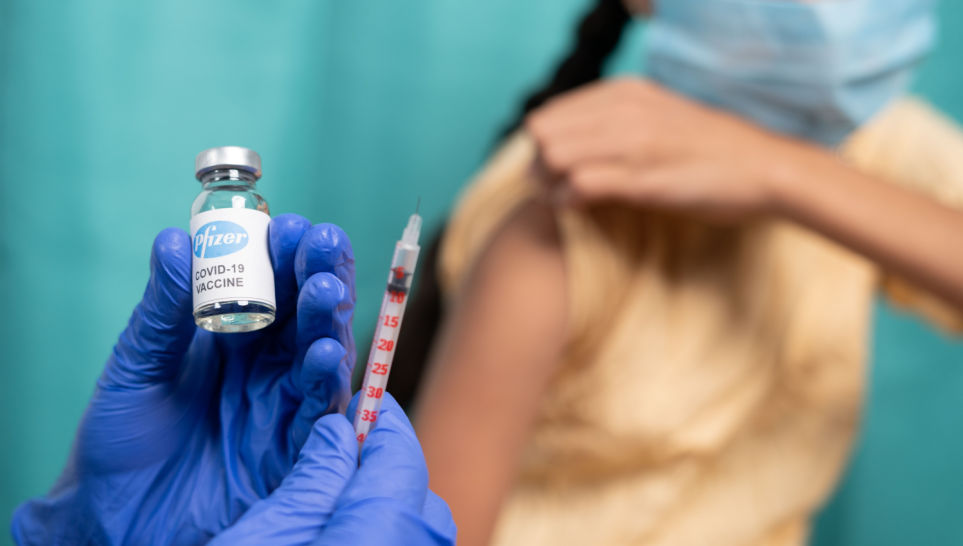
[768,142,963,311]
[415,201,568,546]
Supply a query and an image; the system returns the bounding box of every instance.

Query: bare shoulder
[458,198,566,316]
[435,197,568,382]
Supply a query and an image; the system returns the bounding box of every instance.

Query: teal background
[0,1,960,544]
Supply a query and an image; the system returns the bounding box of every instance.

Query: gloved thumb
[210,414,359,546]
[99,228,195,389]
[314,393,456,545]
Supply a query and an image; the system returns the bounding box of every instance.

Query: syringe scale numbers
[353,212,422,443]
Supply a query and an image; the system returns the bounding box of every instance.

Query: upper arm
[415,199,568,546]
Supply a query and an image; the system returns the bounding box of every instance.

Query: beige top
[438,98,963,546]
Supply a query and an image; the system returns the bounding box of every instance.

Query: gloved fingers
[336,393,428,514]
[294,223,355,292]
[270,213,313,321]
[209,414,359,546]
[290,337,352,448]
[423,490,458,542]
[296,272,353,353]
[294,223,355,358]
[101,228,195,389]
[312,499,456,546]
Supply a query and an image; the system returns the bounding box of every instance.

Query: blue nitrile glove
[211,393,456,546]
[12,213,356,545]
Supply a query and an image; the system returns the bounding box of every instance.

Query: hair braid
[503,0,631,136]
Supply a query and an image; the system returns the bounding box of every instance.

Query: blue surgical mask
[644,0,936,146]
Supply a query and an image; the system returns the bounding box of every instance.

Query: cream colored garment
[438,98,963,546]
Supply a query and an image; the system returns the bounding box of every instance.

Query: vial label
[190,208,275,312]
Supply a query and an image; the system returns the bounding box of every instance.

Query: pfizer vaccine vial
[190,146,276,333]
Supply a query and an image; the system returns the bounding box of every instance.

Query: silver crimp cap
[195,146,262,180]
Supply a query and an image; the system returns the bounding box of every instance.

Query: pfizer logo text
[193,221,249,258]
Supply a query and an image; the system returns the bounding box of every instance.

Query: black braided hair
[502,0,632,136]
[387,0,631,409]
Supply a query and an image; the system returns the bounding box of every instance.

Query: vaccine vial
[190,146,276,333]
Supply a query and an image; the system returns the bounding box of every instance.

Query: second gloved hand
[212,393,457,546]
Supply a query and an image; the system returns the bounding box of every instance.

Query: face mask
[644,0,936,146]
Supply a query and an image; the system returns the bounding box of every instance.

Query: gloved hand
[211,393,456,546]
[12,214,357,544]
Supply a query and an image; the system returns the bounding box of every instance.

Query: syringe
[353,208,422,443]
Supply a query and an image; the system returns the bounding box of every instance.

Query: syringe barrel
[387,242,419,293]
[353,239,421,443]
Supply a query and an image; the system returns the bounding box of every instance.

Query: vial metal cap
[195,146,262,180]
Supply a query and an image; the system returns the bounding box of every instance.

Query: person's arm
[768,142,963,311]
[415,201,568,546]
[527,77,963,311]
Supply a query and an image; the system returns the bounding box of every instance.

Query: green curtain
[1,1,961,544]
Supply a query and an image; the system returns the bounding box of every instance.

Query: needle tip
[415,196,421,215]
